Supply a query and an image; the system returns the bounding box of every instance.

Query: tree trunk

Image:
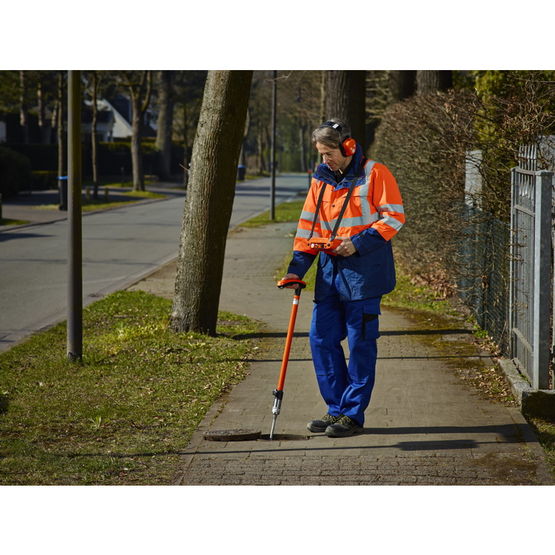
[127,71,152,192]
[19,71,29,144]
[299,121,307,172]
[171,70,253,335]
[389,70,416,101]
[130,93,144,191]
[91,72,99,199]
[257,129,265,173]
[182,102,189,187]
[319,70,326,122]
[324,70,366,150]
[56,72,65,180]
[239,108,250,167]
[37,76,51,144]
[416,70,453,95]
[155,70,174,180]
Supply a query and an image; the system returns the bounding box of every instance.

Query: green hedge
[0,146,32,197]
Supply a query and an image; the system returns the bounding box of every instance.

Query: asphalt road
[0,175,308,352]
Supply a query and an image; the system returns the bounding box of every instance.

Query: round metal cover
[203,429,261,441]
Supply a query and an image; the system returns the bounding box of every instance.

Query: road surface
[0,175,308,352]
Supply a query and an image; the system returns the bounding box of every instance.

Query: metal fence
[458,207,511,353]
[460,146,554,390]
[509,167,553,389]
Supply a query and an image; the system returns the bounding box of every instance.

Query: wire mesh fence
[458,206,511,354]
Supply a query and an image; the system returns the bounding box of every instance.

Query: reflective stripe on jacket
[287,144,405,301]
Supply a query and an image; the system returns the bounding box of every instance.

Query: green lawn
[0,218,29,226]
[34,189,166,213]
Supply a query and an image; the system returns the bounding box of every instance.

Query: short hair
[311,119,351,149]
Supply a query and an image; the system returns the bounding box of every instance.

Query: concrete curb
[498,357,555,417]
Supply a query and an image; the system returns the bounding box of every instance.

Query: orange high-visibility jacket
[288,147,405,301]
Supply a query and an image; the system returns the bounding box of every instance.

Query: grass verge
[0,290,261,485]
[35,189,166,213]
[0,218,29,227]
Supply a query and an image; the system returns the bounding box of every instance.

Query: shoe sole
[325,427,363,438]
[306,423,329,433]
[307,418,341,433]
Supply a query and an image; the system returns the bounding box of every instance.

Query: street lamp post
[270,70,277,220]
[67,70,82,361]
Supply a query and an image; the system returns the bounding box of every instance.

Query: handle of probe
[277,278,306,292]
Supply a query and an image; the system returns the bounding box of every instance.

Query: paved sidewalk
[129,222,554,486]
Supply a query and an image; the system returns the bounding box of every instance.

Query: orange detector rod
[270,278,307,439]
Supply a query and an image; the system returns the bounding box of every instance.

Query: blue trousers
[309,295,381,427]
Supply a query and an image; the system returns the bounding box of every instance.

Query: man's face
[315,142,349,172]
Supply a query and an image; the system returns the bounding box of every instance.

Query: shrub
[31,170,58,190]
[0,146,32,198]
[371,90,478,295]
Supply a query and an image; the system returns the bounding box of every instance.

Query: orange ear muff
[341,137,357,157]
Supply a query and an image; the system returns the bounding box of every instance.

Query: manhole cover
[203,429,261,441]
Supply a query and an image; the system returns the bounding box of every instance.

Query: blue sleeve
[351,227,388,256]
[287,251,317,279]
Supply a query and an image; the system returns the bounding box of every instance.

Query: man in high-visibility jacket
[281,119,405,437]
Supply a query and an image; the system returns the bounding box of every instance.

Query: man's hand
[280,273,301,288]
[333,237,357,257]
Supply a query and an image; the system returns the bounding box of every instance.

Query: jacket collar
[313,143,365,189]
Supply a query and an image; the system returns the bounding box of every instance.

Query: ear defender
[320,120,357,157]
[340,137,357,157]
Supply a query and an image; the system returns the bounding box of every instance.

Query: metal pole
[552,175,555,388]
[67,70,82,361]
[532,170,552,389]
[509,168,516,362]
[270,70,277,220]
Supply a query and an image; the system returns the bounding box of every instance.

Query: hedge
[0,146,32,198]
[4,141,188,177]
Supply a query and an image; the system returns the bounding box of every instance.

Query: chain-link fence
[458,206,511,354]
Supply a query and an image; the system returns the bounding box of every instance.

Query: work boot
[325,415,363,437]
[307,413,340,433]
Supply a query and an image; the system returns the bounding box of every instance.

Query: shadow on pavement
[232,329,473,340]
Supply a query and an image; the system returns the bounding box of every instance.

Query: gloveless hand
[333,238,357,257]
[280,273,301,288]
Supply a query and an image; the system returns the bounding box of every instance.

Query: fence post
[552,175,555,387]
[533,171,552,389]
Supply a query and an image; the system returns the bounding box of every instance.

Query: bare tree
[416,71,453,95]
[36,73,49,144]
[324,70,366,150]
[55,72,65,182]
[155,70,174,181]
[171,70,253,335]
[19,71,29,144]
[119,71,153,191]
[389,70,416,101]
[173,71,207,187]
[90,71,101,198]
